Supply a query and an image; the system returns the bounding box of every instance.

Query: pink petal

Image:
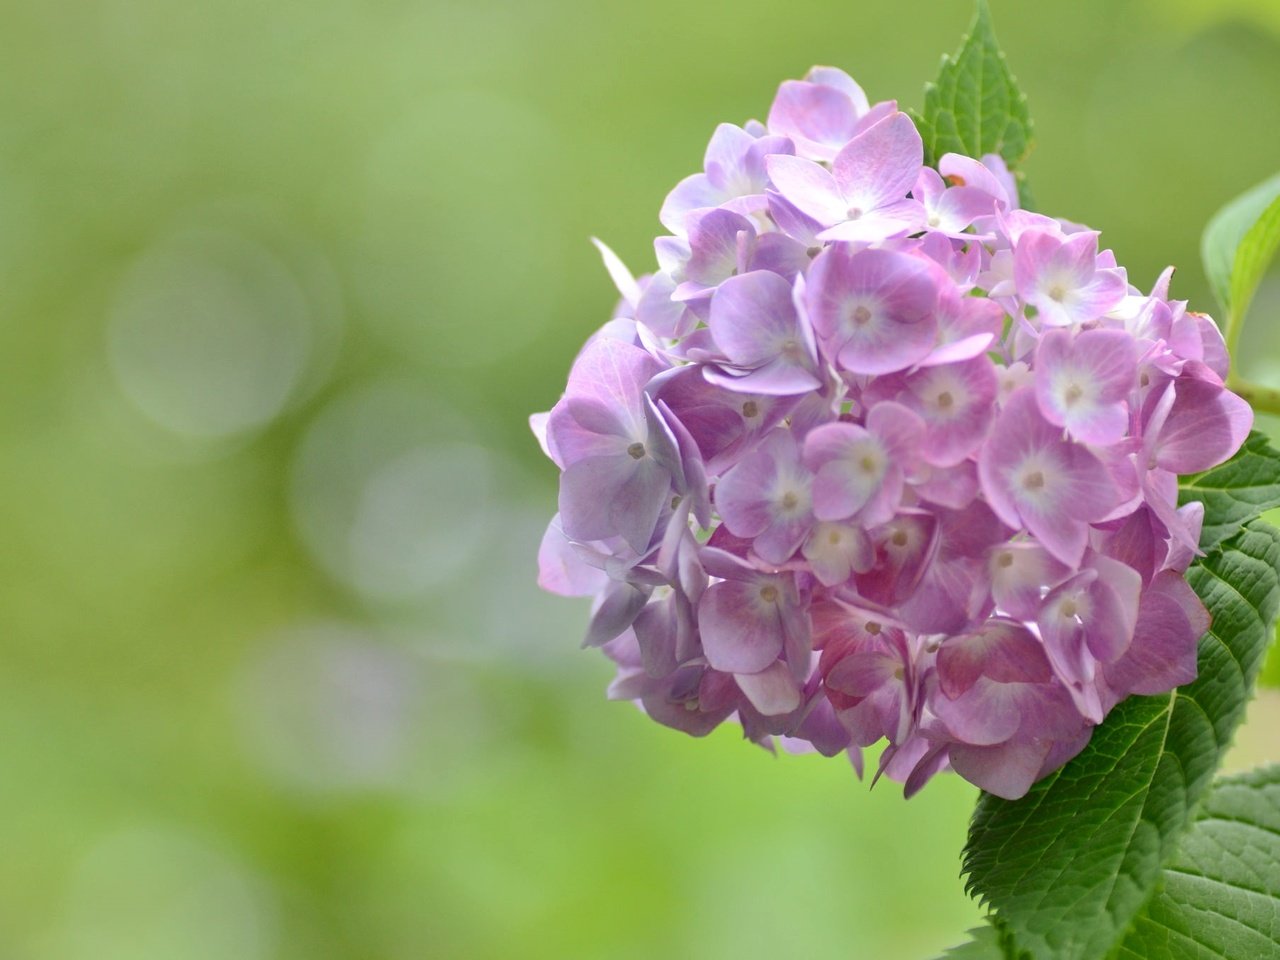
[831,112,923,213]
[949,739,1053,800]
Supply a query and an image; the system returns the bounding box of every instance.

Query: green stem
[1228,373,1280,417]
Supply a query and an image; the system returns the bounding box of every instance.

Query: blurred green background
[3,1,1280,957]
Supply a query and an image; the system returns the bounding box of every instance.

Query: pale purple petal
[978,389,1118,566]
[660,173,727,236]
[766,77,861,161]
[831,112,923,213]
[815,199,926,243]
[1034,328,1137,446]
[585,581,651,648]
[559,454,671,553]
[764,154,847,225]
[698,578,786,673]
[736,661,803,716]
[802,521,873,586]
[805,246,940,375]
[537,514,609,597]
[1148,366,1253,474]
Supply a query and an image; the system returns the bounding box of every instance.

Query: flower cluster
[531,67,1252,799]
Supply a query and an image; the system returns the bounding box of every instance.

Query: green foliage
[934,926,1008,960]
[930,7,1280,960]
[1201,172,1280,329]
[915,0,1033,172]
[1113,765,1280,959]
[961,520,1280,960]
[1179,431,1280,550]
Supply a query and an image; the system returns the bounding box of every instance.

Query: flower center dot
[853,305,872,326]
[997,551,1014,568]
[1064,384,1083,405]
[927,215,941,228]
[865,621,882,635]
[627,442,646,460]
[936,391,954,410]
[891,529,909,547]
[1048,285,1066,303]
[847,206,863,220]
[780,491,799,510]
[1060,598,1079,618]
[1024,470,1045,490]
[742,400,759,418]
[760,585,778,603]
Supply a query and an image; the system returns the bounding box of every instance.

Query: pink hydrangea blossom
[531,65,1251,800]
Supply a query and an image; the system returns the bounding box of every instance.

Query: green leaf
[916,0,1033,171]
[933,926,1012,960]
[1179,431,1280,551]
[961,520,1280,960]
[1201,172,1280,324]
[1114,764,1280,959]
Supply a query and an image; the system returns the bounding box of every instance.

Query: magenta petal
[698,579,785,673]
[855,512,939,606]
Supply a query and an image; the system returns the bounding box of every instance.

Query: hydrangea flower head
[531,66,1251,800]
